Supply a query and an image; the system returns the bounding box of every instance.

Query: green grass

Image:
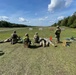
[0,27,76,75]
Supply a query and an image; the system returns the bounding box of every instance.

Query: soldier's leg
[57,37,59,43]
[58,35,60,43]
[58,37,60,43]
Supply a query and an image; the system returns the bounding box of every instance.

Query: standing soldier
[55,26,61,43]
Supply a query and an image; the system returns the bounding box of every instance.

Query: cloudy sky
[0,0,76,26]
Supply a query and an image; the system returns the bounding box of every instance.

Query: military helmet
[13,30,16,33]
[35,32,38,35]
[25,33,28,36]
[57,26,59,28]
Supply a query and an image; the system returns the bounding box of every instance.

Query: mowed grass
[0,27,76,75]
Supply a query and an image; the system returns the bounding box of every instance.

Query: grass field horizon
[0,26,76,75]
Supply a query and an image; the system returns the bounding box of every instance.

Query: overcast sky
[0,0,76,26]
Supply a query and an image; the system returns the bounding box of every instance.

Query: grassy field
[0,27,76,75]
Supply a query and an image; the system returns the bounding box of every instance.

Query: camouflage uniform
[55,26,61,43]
[23,33,31,47]
[11,31,18,44]
[34,32,39,43]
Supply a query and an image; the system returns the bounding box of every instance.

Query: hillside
[0,20,28,27]
[52,12,76,28]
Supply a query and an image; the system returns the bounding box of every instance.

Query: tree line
[0,20,28,27]
[52,12,76,28]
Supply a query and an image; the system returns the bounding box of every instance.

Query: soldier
[11,31,18,44]
[23,33,31,48]
[39,38,56,47]
[55,26,61,43]
[34,32,39,43]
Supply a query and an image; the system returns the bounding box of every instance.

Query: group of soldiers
[1,26,61,48]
